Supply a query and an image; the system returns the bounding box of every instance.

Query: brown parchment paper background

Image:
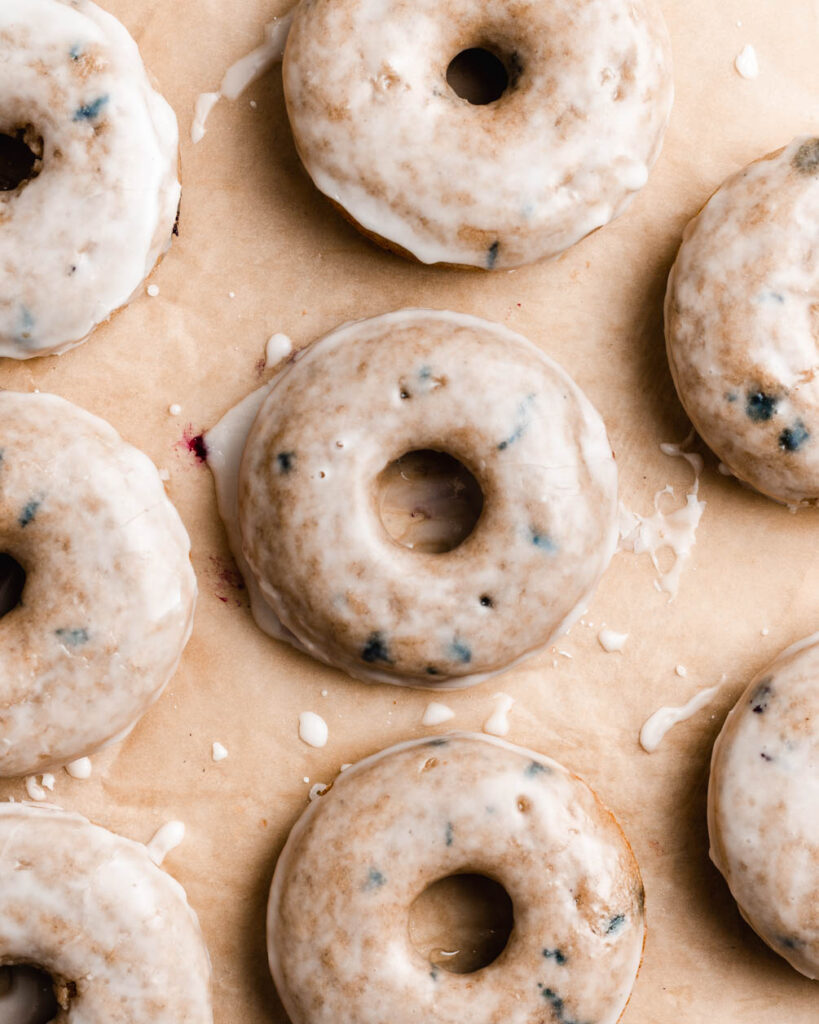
[2,0,818,1020]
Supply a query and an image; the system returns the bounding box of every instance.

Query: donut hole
[0,127,43,192]
[0,554,26,619]
[376,450,484,553]
[0,965,61,1023]
[408,873,514,974]
[446,48,510,105]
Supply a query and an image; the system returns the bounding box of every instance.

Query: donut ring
[268,733,646,1024]
[708,633,819,978]
[237,309,618,687]
[283,0,673,269]
[0,0,180,359]
[0,803,212,1021]
[0,392,196,777]
[665,138,819,506]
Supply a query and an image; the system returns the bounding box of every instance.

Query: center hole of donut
[0,128,43,191]
[446,48,509,104]
[377,450,484,554]
[0,554,26,619]
[0,965,61,1024]
[408,873,514,974]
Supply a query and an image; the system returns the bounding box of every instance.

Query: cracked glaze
[282,0,673,268]
[708,633,819,978]
[237,309,618,687]
[0,392,196,777]
[0,0,180,358]
[268,733,645,1024]
[0,803,212,1022]
[665,138,819,505]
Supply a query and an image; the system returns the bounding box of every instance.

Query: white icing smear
[212,741,229,762]
[24,776,47,801]
[640,679,725,752]
[483,693,515,737]
[190,12,294,143]
[422,701,455,726]
[299,712,328,748]
[619,433,706,598]
[146,820,185,865]
[65,756,92,779]
[598,628,628,653]
[735,44,760,80]
[265,332,293,369]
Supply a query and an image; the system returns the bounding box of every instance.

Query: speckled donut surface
[0,0,180,359]
[0,392,196,777]
[268,733,645,1024]
[238,309,618,688]
[665,138,819,506]
[283,0,673,269]
[708,634,819,978]
[0,803,212,1021]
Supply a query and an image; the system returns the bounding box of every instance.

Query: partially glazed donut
[268,733,646,1024]
[0,803,212,1021]
[665,138,819,506]
[0,0,180,359]
[0,392,196,776]
[237,309,618,687]
[708,634,819,978]
[283,0,673,269]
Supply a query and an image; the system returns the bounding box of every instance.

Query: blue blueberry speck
[746,391,778,422]
[498,394,536,451]
[69,44,83,60]
[779,420,810,452]
[751,678,773,714]
[487,241,500,269]
[448,639,471,663]
[543,947,567,965]
[362,631,392,664]
[606,914,626,934]
[56,627,89,647]
[73,96,109,121]
[19,498,41,527]
[530,528,556,552]
[445,822,454,846]
[276,452,295,473]
[364,867,386,890]
[526,760,550,777]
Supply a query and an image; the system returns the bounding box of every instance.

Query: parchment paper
[1,1,818,1020]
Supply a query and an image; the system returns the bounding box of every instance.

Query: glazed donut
[0,803,212,1021]
[268,733,646,1024]
[236,309,618,687]
[665,138,819,506]
[708,633,819,978]
[0,391,196,777]
[282,0,673,269]
[0,0,180,359]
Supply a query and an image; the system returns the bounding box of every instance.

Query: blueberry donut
[0,803,212,1021]
[0,391,196,776]
[708,634,819,978]
[665,138,819,506]
[237,309,618,687]
[0,0,180,359]
[268,733,645,1024]
[283,0,673,268]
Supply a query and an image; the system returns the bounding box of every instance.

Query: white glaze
[666,138,819,505]
[619,434,706,598]
[237,309,619,688]
[190,12,294,144]
[268,733,646,1024]
[146,819,186,866]
[598,628,628,653]
[283,0,673,268]
[65,756,92,779]
[640,679,724,753]
[298,712,329,748]
[734,44,759,80]
[708,636,819,977]
[0,392,197,777]
[211,742,228,762]
[0,804,212,1020]
[422,702,455,726]
[482,693,515,737]
[0,0,180,358]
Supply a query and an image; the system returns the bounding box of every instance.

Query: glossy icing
[283,0,673,268]
[0,0,180,358]
[237,309,619,687]
[708,634,819,977]
[666,138,819,506]
[268,733,645,1024]
[0,392,196,776]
